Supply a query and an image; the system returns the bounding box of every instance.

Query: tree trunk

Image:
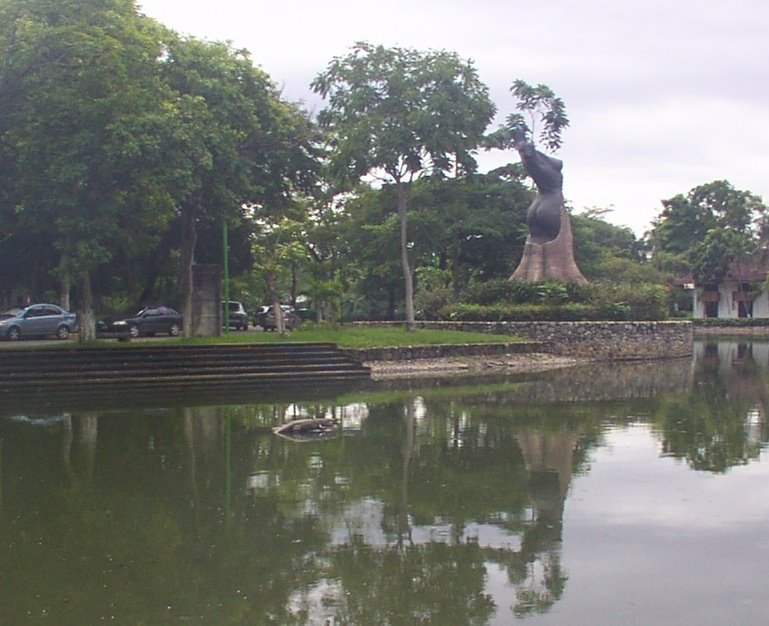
[58,247,71,310]
[398,398,416,549]
[396,183,415,330]
[60,272,71,311]
[451,234,462,298]
[179,204,197,337]
[78,269,97,341]
[290,263,298,307]
[264,269,286,334]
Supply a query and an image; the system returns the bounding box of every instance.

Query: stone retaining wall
[353,321,693,360]
[368,357,694,401]
[693,326,769,337]
[344,341,540,362]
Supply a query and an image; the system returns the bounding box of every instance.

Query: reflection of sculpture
[511,133,586,283]
[510,426,578,615]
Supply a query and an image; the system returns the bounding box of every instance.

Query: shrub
[415,267,453,319]
[441,302,593,321]
[590,282,668,320]
[463,279,595,306]
[445,279,668,321]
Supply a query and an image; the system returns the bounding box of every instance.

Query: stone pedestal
[511,209,587,283]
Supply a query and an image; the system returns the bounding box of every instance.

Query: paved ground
[365,353,586,380]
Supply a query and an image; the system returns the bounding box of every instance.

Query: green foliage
[441,302,593,322]
[650,180,768,281]
[306,277,344,322]
[590,282,669,320]
[443,280,668,321]
[312,41,495,183]
[0,2,319,329]
[587,255,668,284]
[0,0,177,306]
[689,227,749,283]
[486,80,569,153]
[464,279,594,306]
[570,210,658,282]
[415,267,453,320]
[335,170,532,321]
[508,80,569,152]
[313,41,497,328]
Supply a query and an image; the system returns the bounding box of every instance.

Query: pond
[1,340,768,625]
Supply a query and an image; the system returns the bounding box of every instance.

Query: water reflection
[0,344,768,624]
[656,341,769,472]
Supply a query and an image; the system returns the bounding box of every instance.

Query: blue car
[0,303,79,341]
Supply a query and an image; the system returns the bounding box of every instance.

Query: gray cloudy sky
[138,0,769,235]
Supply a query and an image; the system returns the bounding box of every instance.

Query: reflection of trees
[62,412,98,483]
[0,409,329,624]
[331,539,495,625]
[0,387,603,624]
[8,345,769,622]
[654,342,769,472]
[245,393,592,622]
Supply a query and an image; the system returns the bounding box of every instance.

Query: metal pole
[223,221,230,333]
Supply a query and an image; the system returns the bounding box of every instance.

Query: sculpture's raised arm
[512,130,563,194]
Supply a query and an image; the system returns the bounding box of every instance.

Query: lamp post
[222,221,230,333]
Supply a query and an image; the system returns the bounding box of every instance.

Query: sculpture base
[511,209,587,284]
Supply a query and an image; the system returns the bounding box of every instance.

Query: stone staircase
[0,343,371,390]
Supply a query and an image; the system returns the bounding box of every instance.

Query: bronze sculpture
[511,131,586,283]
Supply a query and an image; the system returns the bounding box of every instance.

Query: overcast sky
[138,0,769,236]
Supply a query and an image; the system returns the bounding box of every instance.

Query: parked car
[253,305,298,330]
[223,301,249,330]
[0,303,78,341]
[98,306,182,339]
[252,305,272,328]
[261,306,302,331]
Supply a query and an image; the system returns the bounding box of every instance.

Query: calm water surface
[1,340,769,625]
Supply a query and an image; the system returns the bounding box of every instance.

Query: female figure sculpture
[511,131,586,283]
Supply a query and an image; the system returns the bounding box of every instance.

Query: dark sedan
[99,306,182,339]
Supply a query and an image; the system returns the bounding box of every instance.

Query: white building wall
[693,282,769,319]
[752,292,769,318]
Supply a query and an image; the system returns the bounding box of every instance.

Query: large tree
[312,42,495,329]
[650,180,767,281]
[340,171,533,320]
[0,0,176,338]
[158,36,319,335]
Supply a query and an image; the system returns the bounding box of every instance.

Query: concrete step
[3,362,369,382]
[0,342,370,388]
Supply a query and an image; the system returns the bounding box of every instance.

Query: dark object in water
[272,417,337,439]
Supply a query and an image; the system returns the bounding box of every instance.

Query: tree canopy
[312,42,495,329]
[0,0,177,336]
[485,79,569,153]
[650,180,768,282]
[0,0,318,337]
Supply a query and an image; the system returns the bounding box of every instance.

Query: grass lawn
[178,325,520,349]
[1,325,521,350]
